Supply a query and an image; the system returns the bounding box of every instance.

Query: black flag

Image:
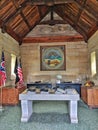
[14,58,19,84]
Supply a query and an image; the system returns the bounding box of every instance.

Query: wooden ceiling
[0,0,98,45]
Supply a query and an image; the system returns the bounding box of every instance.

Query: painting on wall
[40,45,66,71]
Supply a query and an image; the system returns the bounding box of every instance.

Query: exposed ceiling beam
[31,0,75,6]
[74,0,98,21]
[0,0,30,32]
[74,0,88,25]
[4,25,22,44]
[54,5,88,41]
[22,6,50,38]
[12,0,32,29]
[23,35,84,43]
[39,20,67,25]
[87,24,98,39]
[0,0,98,43]
[0,0,10,9]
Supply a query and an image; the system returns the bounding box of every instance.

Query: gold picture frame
[40,45,66,71]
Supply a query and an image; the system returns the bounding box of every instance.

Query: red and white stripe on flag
[17,65,23,84]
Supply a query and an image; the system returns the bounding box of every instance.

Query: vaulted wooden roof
[0,0,98,45]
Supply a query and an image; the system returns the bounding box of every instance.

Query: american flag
[14,58,24,85]
[0,51,7,86]
[17,59,24,84]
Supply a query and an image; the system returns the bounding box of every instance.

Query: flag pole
[0,85,4,112]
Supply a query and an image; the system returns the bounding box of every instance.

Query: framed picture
[40,45,66,71]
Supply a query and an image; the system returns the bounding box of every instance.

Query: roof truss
[0,0,98,44]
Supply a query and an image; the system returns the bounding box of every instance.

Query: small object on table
[57,88,66,94]
[44,87,49,92]
[35,81,41,83]
[28,86,36,91]
[22,89,28,94]
[48,88,55,94]
[36,88,41,94]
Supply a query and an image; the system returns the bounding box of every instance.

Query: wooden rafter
[54,5,88,41]
[74,0,88,25]
[22,6,50,38]
[0,0,98,44]
[23,35,84,43]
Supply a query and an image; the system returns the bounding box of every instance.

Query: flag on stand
[14,58,24,86]
[0,51,7,86]
[14,58,20,84]
[17,59,24,84]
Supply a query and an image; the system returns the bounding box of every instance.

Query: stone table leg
[69,100,78,123]
[20,100,33,122]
